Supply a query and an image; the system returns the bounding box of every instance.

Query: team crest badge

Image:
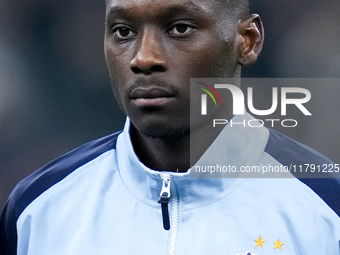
[237,252,257,255]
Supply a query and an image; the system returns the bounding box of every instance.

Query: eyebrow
[105,2,209,20]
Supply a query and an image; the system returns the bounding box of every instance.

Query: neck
[130,117,227,172]
[130,125,190,172]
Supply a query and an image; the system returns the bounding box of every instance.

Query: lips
[130,87,176,107]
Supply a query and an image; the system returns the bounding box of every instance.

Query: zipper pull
[158,174,171,231]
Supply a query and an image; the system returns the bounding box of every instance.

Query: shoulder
[264,128,340,216]
[265,128,334,166]
[9,131,121,215]
[0,131,121,254]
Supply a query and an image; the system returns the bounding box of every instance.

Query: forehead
[105,0,224,18]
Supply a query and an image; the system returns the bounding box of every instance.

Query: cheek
[104,44,132,111]
[170,39,237,79]
[105,43,132,80]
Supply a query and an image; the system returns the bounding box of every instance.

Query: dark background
[1,0,339,209]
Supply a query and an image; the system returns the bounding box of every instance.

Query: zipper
[158,173,179,255]
[168,184,178,255]
[158,174,171,230]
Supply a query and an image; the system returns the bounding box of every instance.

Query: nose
[130,29,168,75]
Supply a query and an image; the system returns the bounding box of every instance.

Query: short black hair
[225,0,250,20]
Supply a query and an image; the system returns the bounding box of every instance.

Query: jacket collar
[116,113,269,211]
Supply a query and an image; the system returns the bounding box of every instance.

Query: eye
[113,27,136,39]
[168,24,194,36]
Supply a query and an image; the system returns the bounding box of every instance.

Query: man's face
[104,0,240,137]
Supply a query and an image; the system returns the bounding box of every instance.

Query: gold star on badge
[254,236,266,248]
[273,238,284,250]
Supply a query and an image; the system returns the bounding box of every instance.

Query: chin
[144,127,189,139]
[129,108,190,138]
[134,120,190,140]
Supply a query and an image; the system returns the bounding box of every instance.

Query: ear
[237,14,264,66]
